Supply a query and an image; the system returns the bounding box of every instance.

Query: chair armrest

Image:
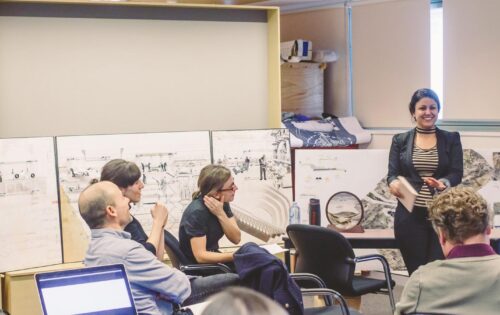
[351,254,395,312]
[291,273,333,306]
[352,254,393,283]
[290,272,327,288]
[300,288,350,315]
[180,263,232,275]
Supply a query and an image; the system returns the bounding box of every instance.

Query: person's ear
[119,187,127,195]
[486,225,492,236]
[438,228,446,246]
[213,192,221,200]
[105,204,117,218]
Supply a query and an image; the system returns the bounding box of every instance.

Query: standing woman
[387,88,463,275]
[179,164,241,264]
[99,159,168,261]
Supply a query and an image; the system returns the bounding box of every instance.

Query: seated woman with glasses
[179,164,241,265]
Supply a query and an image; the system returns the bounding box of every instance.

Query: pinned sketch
[294,148,500,271]
[211,129,292,242]
[294,149,390,228]
[0,137,61,272]
[57,131,211,262]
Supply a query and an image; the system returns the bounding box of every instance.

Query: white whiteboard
[0,137,62,272]
[0,3,269,138]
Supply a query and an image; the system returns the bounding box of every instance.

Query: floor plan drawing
[211,129,292,243]
[0,137,61,272]
[56,131,212,261]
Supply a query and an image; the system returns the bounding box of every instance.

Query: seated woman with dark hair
[99,159,167,260]
[395,187,500,315]
[179,164,241,265]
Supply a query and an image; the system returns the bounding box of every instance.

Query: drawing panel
[294,149,391,228]
[294,148,500,272]
[57,131,211,262]
[0,137,61,272]
[211,129,292,243]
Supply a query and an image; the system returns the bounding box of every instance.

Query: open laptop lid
[35,264,136,315]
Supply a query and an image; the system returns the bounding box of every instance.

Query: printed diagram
[57,132,212,246]
[0,160,46,197]
[212,129,293,242]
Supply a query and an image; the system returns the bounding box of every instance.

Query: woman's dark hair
[192,164,231,199]
[99,159,141,189]
[409,88,441,115]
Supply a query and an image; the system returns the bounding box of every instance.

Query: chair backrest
[163,230,195,268]
[287,224,356,293]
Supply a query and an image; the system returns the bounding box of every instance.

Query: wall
[362,131,500,150]
[280,0,499,146]
[281,7,349,117]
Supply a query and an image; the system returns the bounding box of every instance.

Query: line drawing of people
[259,154,267,180]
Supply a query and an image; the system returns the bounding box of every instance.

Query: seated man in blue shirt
[78,181,239,315]
[395,187,500,315]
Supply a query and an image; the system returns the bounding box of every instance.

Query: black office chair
[163,230,232,275]
[287,224,396,313]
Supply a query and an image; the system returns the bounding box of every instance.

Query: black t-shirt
[124,215,156,255]
[179,196,234,263]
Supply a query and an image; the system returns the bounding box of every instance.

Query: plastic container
[289,201,301,225]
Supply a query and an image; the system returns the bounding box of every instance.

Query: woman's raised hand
[203,195,225,218]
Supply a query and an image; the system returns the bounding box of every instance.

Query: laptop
[35,264,137,315]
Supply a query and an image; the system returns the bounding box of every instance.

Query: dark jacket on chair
[233,242,304,315]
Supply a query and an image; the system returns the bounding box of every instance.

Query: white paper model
[211,129,292,243]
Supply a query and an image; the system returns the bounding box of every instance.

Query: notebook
[396,176,418,212]
[35,264,136,315]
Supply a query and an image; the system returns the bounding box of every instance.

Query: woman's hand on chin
[204,195,226,217]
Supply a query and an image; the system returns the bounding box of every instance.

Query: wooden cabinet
[281,62,326,117]
[3,262,83,315]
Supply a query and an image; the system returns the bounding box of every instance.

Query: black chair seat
[350,276,395,296]
[163,230,232,276]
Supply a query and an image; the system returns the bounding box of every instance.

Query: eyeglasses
[219,183,237,192]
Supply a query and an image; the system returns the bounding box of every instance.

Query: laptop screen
[35,264,136,315]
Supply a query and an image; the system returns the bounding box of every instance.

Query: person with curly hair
[395,187,500,315]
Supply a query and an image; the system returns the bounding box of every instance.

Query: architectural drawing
[57,131,211,261]
[211,129,292,242]
[0,137,61,272]
[294,148,500,272]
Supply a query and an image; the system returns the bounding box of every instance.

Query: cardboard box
[3,262,83,315]
[281,39,312,62]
